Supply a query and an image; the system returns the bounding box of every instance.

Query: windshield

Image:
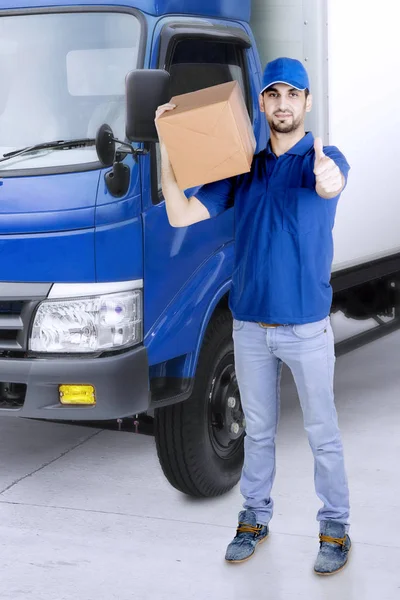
[0,11,141,171]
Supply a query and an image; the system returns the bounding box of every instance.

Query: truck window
[153,37,251,203]
[0,11,141,172]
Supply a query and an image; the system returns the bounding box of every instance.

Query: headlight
[30,290,142,353]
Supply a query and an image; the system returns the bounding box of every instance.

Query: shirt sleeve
[193,176,236,218]
[324,146,351,187]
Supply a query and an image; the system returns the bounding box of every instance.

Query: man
[155,57,351,576]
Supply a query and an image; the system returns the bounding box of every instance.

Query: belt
[258,322,283,328]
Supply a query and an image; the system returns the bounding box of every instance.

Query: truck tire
[154,310,245,497]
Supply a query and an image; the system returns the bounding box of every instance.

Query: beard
[269,113,303,134]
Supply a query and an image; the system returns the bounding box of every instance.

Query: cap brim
[260,80,306,94]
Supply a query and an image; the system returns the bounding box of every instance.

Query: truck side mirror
[126,69,171,143]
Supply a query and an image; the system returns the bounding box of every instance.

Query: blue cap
[260,57,310,94]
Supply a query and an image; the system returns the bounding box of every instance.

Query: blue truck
[0,0,399,497]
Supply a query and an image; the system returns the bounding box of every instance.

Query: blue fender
[145,242,234,377]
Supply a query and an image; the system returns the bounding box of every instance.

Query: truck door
[142,20,261,366]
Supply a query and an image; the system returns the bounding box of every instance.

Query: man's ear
[259,93,265,113]
[306,93,313,113]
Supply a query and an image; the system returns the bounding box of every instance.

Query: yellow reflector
[59,385,96,405]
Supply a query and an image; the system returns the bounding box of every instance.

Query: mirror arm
[112,138,149,162]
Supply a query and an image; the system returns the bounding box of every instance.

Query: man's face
[259,83,312,134]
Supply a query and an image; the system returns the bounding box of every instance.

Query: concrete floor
[0,326,399,600]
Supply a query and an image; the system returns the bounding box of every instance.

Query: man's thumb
[314,137,325,161]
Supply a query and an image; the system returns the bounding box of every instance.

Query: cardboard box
[157,81,256,190]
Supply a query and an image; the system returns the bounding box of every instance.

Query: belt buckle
[258,322,278,329]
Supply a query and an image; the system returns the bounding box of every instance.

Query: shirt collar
[266,132,315,157]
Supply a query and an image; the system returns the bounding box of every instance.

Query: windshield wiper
[0,138,96,163]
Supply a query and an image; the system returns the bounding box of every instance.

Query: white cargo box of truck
[251,0,400,342]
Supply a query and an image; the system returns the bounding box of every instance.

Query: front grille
[0,301,24,315]
[0,300,35,353]
[0,283,52,355]
[0,301,25,352]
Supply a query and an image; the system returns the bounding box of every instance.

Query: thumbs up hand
[314,137,344,199]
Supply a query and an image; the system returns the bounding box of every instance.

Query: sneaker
[225,510,269,563]
[314,520,352,575]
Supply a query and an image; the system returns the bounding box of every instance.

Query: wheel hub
[208,353,245,457]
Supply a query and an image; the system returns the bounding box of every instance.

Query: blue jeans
[233,317,350,529]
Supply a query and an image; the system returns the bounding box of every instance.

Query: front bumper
[0,345,149,420]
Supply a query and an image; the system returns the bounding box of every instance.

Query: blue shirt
[195,132,350,324]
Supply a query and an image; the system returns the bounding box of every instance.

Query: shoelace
[319,534,347,547]
[236,523,263,536]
